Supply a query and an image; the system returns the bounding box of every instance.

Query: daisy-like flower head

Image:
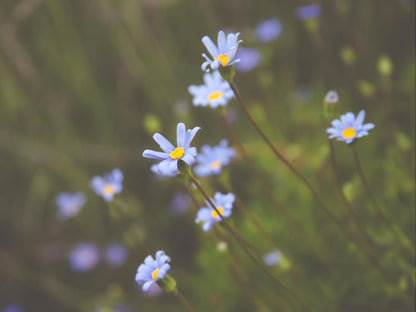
[194,140,236,177]
[201,30,242,72]
[254,18,282,43]
[327,110,375,144]
[188,71,234,108]
[195,192,235,232]
[143,123,200,176]
[90,169,123,202]
[56,192,86,220]
[69,243,100,273]
[295,4,322,20]
[135,250,171,292]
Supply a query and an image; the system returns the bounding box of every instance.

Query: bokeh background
[0,0,414,311]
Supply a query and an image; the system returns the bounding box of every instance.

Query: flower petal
[153,133,175,153]
[143,150,169,160]
[202,36,219,57]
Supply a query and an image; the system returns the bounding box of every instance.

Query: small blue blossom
[90,169,123,202]
[295,4,322,20]
[69,243,100,273]
[135,250,171,292]
[105,243,128,267]
[325,90,339,103]
[56,192,86,220]
[235,48,261,72]
[188,71,234,108]
[195,192,235,232]
[170,192,190,216]
[2,305,23,312]
[263,249,283,266]
[143,123,200,176]
[327,110,375,144]
[201,30,242,72]
[254,18,282,43]
[194,140,236,177]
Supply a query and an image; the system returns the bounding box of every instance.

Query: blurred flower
[69,243,100,273]
[216,241,228,252]
[201,30,242,72]
[90,169,123,202]
[188,71,234,108]
[234,48,261,72]
[295,4,321,20]
[195,192,235,231]
[143,123,200,176]
[105,243,128,267]
[263,249,283,266]
[2,305,23,312]
[56,192,86,220]
[327,110,375,144]
[194,140,236,177]
[170,192,190,215]
[142,282,163,298]
[254,18,282,43]
[135,250,171,292]
[324,90,339,104]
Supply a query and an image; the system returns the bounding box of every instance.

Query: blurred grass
[0,0,414,311]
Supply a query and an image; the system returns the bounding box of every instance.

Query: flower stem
[175,289,195,312]
[187,172,317,312]
[352,145,415,257]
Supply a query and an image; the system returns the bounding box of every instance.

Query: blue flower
[2,305,23,312]
[90,169,123,202]
[56,192,86,220]
[324,90,339,103]
[295,4,322,20]
[188,71,234,108]
[69,243,100,273]
[201,30,242,72]
[143,123,200,176]
[135,250,171,292]
[194,140,236,177]
[327,110,375,144]
[235,48,261,72]
[105,243,128,267]
[195,192,235,231]
[170,192,190,216]
[254,18,282,43]
[263,249,283,266]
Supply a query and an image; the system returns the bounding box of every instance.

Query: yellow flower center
[212,206,224,219]
[214,53,229,67]
[170,147,184,160]
[102,184,115,196]
[151,268,160,280]
[209,161,222,170]
[208,90,224,101]
[341,127,356,139]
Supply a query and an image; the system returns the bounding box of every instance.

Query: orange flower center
[341,127,356,139]
[208,91,224,101]
[209,161,222,170]
[151,268,160,280]
[212,206,224,219]
[170,147,184,160]
[102,184,115,196]
[214,53,229,67]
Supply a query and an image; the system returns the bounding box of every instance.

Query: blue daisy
[90,169,123,202]
[194,140,236,177]
[188,71,234,108]
[195,192,235,232]
[327,110,375,144]
[135,250,171,292]
[201,30,242,72]
[143,123,200,176]
[56,192,86,220]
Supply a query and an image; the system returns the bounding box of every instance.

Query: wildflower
[201,30,242,72]
[2,306,23,312]
[327,110,375,144]
[254,18,282,43]
[105,243,128,267]
[195,192,235,231]
[295,4,321,20]
[90,169,123,202]
[170,192,190,215]
[56,192,86,220]
[69,243,100,273]
[234,48,261,72]
[188,71,234,108]
[135,250,171,292]
[194,140,236,177]
[324,90,339,104]
[143,123,200,176]
[263,249,283,266]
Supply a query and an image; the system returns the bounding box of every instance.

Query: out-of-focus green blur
[0,0,414,311]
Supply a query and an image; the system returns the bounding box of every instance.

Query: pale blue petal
[202,36,219,57]
[153,133,175,153]
[143,149,169,160]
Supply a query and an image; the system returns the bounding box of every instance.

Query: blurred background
[0,0,414,311]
